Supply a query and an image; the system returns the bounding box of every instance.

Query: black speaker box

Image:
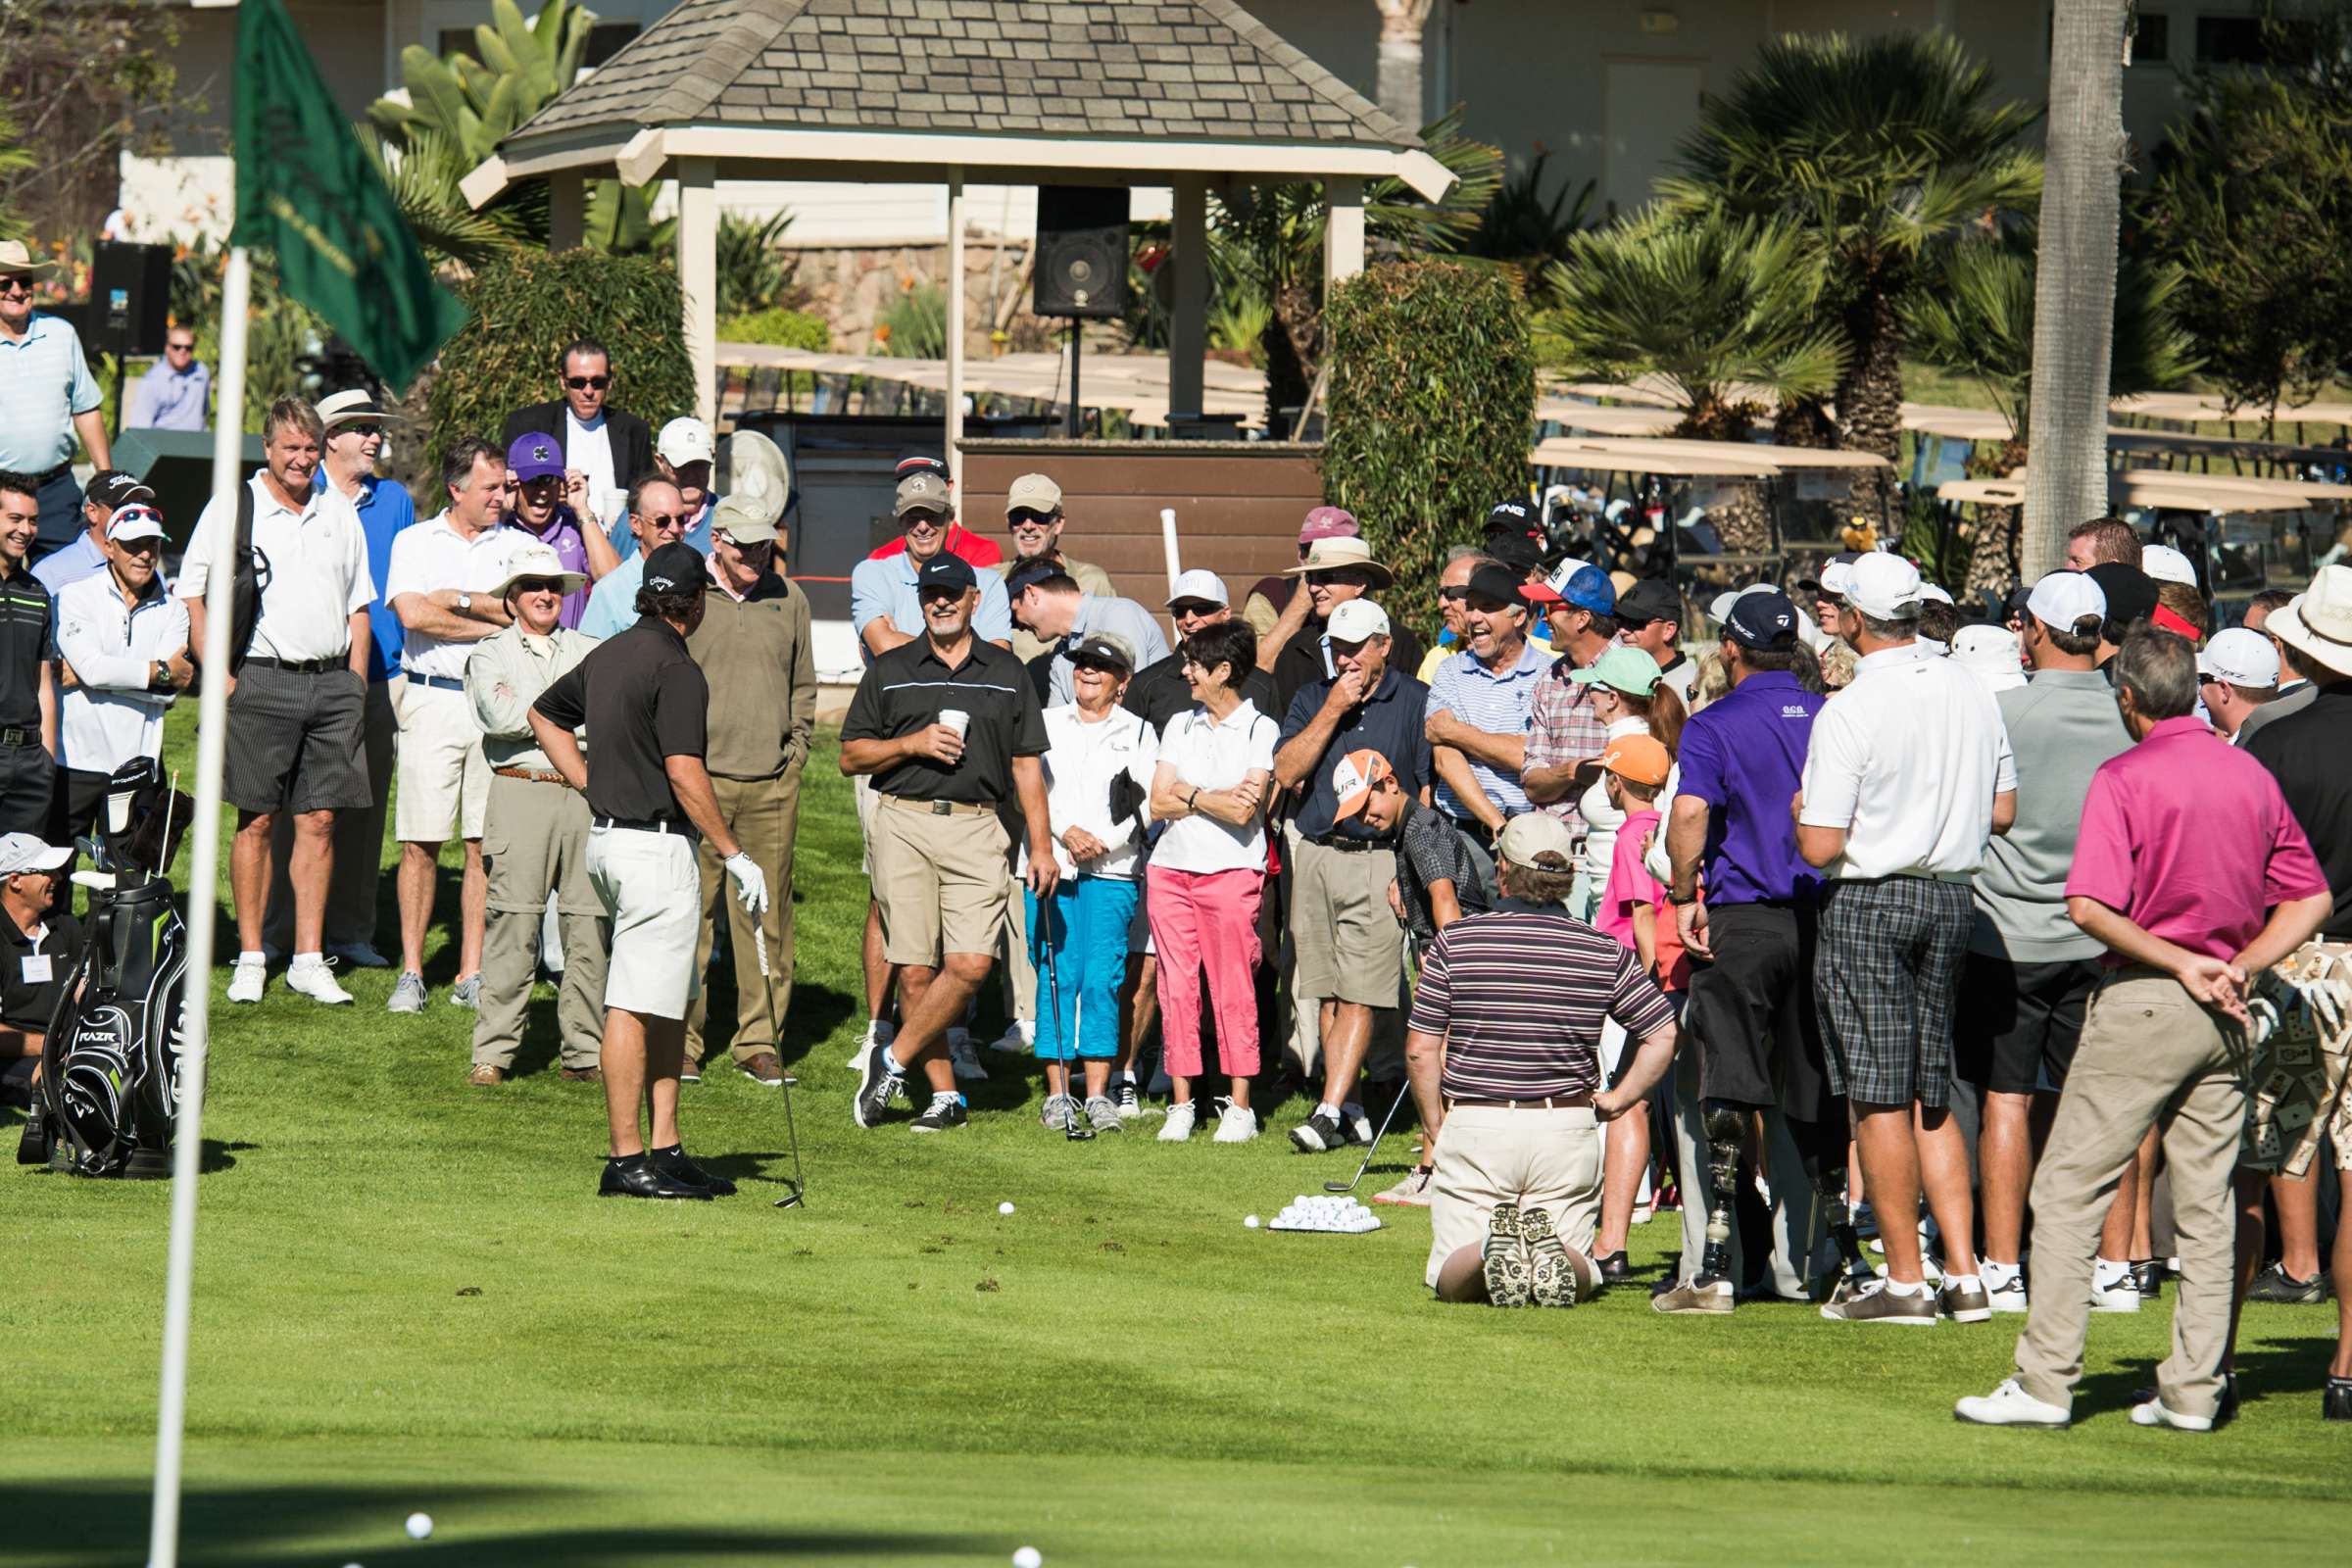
[1033,186,1129,319]
[89,241,173,358]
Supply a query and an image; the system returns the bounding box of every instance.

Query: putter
[1041,907,1094,1142]
[756,928,808,1208]
[1325,1080,1411,1195]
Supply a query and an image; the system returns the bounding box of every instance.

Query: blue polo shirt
[1425,638,1544,821]
[1281,666,1434,841]
[848,550,1012,660]
[317,468,417,683]
[1674,669,1824,906]
[609,493,717,561]
[0,312,102,473]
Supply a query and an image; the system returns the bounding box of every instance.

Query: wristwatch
[457,592,474,613]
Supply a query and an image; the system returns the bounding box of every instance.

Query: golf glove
[723,852,769,916]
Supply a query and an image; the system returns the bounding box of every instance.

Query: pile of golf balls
[1268,1195,1381,1233]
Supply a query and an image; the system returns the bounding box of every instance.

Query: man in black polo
[844,552,1057,1134]
[0,474,56,837]
[1273,598,1432,1153]
[529,542,769,1200]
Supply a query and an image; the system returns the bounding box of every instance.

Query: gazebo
[460,0,1453,487]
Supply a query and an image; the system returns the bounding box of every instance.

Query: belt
[1302,831,1388,854]
[495,766,570,786]
[30,462,72,488]
[1446,1093,1593,1110]
[404,671,465,692]
[881,793,996,818]
[244,655,345,674]
[1443,812,1496,847]
[0,726,36,749]
[592,814,698,840]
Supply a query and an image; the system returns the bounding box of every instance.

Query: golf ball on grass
[1013,1548,1044,1568]
[405,1512,433,1541]
[999,1201,1015,1215]
[1245,1215,1260,1228]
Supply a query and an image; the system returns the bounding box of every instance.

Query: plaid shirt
[1523,653,1608,830]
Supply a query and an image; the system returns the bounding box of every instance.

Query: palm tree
[1372,0,1436,133]
[1661,32,2041,473]
[1908,225,2199,592]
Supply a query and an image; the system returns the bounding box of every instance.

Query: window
[435,28,471,59]
[2195,15,2268,64]
[2131,12,2171,65]
[583,22,640,68]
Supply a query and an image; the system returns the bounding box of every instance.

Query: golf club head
[778,1074,798,1087]
[772,1188,805,1209]
[1064,1119,1097,1142]
[1322,1180,1356,1194]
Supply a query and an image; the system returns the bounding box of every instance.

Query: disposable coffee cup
[939,709,970,740]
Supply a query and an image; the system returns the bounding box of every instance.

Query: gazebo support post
[947,168,966,490]
[1170,175,1208,421]
[677,155,718,425]
[1324,176,1365,292]
[548,170,584,252]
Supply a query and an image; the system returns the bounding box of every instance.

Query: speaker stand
[1064,320,1084,440]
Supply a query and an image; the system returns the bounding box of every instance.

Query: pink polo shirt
[2067,715,2328,963]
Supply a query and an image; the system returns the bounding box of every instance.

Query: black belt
[245,655,345,674]
[0,726,36,749]
[593,814,698,840]
[1443,812,1495,847]
[1303,831,1388,854]
[404,671,465,692]
[29,463,72,488]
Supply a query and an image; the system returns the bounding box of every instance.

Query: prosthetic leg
[1694,1101,1744,1286]
[1803,1151,1877,1302]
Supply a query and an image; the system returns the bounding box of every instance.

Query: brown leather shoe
[561,1065,603,1084]
[466,1064,505,1087]
[739,1052,784,1086]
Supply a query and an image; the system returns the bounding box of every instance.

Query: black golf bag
[17,759,194,1179]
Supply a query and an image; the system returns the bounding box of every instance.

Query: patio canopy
[461,0,1452,482]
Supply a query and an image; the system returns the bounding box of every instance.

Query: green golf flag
[231,0,466,391]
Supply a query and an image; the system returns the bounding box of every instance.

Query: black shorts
[51,765,113,846]
[1954,951,2100,1096]
[223,662,372,815]
[1682,901,1834,1124]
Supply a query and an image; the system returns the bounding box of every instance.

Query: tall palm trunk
[1834,290,1903,515]
[2024,0,2130,579]
[1373,0,1434,134]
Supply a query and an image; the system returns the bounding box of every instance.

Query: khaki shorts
[586,824,703,1020]
[2242,941,2352,1177]
[853,770,881,878]
[1424,1103,1603,1288]
[871,795,1010,968]
[392,679,489,843]
[1289,835,1402,1007]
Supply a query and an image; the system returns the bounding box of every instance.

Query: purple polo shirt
[499,511,589,629]
[2068,715,2327,964]
[1675,670,1825,906]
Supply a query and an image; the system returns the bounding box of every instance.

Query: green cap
[1568,643,1662,697]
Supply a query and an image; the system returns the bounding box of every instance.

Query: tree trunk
[1372,0,1434,134]
[1833,290,1903,520]
[2024,0,2130,580]
[1963,437,2033,599]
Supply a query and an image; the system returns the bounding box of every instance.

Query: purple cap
[507,432,565,483]
[1298,506,1358,544]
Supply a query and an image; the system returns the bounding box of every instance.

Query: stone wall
[785,234,1067,356]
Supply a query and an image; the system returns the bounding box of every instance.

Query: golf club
[1324,1080,1412,1195]
[756,928,808,1207]
[1042,905,1094,1141]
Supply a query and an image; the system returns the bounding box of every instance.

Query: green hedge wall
[426,249,695,476]
[1324,260,1535,648]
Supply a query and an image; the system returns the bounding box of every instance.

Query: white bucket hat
[2268,564,2352,679]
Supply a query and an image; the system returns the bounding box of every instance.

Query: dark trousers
[52,765,113,845]
[33,470,79,561]
[0,741,55,837]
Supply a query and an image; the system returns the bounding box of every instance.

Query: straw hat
[0,239,59,277]
[2268,564,2352,679]
[1285,535,1394,588]
[486,540,587,602]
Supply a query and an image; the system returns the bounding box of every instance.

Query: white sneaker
[226,957,267,1004]
[2090,1275,2142,1313]
[849,1018,895,1069]
[1157,1101,1198,1142]
[1212,1101,1258,1143]
[1985,1273,2031,1314]
[1631,1202,1652,1226]
[989,1019,1034,1054]
[1342,1101,1375,1146]
[1954,1378,2071,1428]
[2130,1397,2214,1433]
[285,957,353,1005]
[948,1027,987,1081]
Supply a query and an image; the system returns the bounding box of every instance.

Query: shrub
[426,249,694,475]
[1324,260,1535,646]
[718,307,832,351]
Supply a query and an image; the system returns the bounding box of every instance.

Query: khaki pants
[1424,1103,1603,1288]
[265,676,394,953]
[2014,971,2246,1420]
[686,766,804,1068]
[1003,862,1038,1027]
[472,772,606,1072]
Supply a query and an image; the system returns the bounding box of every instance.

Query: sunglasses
[1007,511,1055,528]
[903,512,947,529]
[166,341,195,354]
[340,421,382,438]
[512,577,566,596]
[1169,601,1221,617]
[643,513,691,530]
[564,374,612,390]
[1438,586,1469,604]
[0,276,33,297]
[1072,660,1124,677]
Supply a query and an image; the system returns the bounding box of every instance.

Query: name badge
[22,954,52,985]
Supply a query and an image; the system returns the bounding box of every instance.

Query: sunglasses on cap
[564,374,611,390]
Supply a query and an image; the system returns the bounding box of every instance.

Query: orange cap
[1600,734,1671,788]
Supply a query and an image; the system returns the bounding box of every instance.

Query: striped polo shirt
[1426,638,1545,822]
[1408,908,1675,1100]
[0,312,103,473]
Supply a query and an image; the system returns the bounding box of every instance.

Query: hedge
[1323,260,1535,648]
[426,249,695,477]
[718,307,832,350]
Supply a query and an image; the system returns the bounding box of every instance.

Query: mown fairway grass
[7,717,2349,1565]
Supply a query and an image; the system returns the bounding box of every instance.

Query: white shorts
[587,824,704,1019]
[392,678,489,843]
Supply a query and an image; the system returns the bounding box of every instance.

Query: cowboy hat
[486,540,587,603]
[0,239,59,277]
[2268,564,2352,679]
[1285,535,1394,589]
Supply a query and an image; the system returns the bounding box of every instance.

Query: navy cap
[2083,563,2157,633]
[1615,578,1682,626]
[82,469,154,512]
[1724,590,1800,651]
[1490,532,1544,575]
[1002,555,1067,597]
[916,552,977,595]
[641,542,707,597]
[1464,563,1530,609]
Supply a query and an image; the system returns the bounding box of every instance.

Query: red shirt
[866,523,1002,567]
[2067,716,2328,963]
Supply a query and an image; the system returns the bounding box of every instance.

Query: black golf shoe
[650,1144,734,1196]
[909,1094,968,1133]
[2325,1379,2352,1421]
[853,1042,904,1129]
[1290,1110,1346,1152]
[599,1154,713,1200]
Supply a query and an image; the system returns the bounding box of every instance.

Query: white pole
[147,242,249,1568]
[1159,506,1182,595]
[946,168,966,495]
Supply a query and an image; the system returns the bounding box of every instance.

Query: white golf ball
[405,1513,432,1541]
[999,1201,1015,1215]
[1244,1214,1260,1228]
[1013,1548,1044,1568]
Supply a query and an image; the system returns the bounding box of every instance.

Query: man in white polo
[382,437,517,1013]
[51,502,189,842]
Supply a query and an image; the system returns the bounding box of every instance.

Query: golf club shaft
[1043,895,1091,1140]
[755,922,807,1205]
[1327,1080,1412,1194]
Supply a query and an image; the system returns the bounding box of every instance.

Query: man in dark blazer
[501,337,656,535]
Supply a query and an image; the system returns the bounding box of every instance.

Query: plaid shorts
[1813,875,1974,1109]
[2241,941,2352,1177]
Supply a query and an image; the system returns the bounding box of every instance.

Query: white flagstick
[1158,507,1182,598]
[148,242,250,1568]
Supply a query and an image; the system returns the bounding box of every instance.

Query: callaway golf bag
[18,759,194,1179]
